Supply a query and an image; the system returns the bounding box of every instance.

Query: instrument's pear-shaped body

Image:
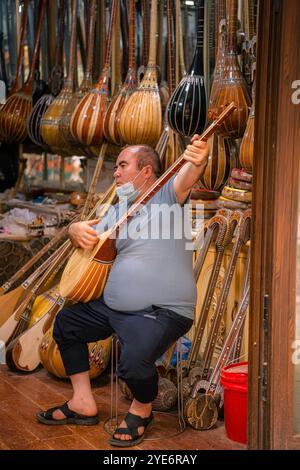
[167,0,206,137]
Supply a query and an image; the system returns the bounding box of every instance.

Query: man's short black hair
[127,145,162,178]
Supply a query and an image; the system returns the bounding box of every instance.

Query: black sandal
[109,411,154,447]
[37,402,99,426]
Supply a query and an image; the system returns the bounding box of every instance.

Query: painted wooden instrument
[103,0,137,145]
[40,0,78,154]
[197,209,251,382]
[188,214,230,370]
[118,0,162,147]
[184,283,249,430]
[0,241,73,346]
[231,167,252,182]
[0,239,72,329]
[228,176,252,191]
[167,0,206,138]
[199,134,237,192]
[60,103,236,302]
[239,79,255,172]
[5,287,64,372]
[69,0,118,149]
[0,0,46,143]
[221,185,252,203]
[27,0,65,149]
[59,0,97,157]
[208,0,251,138]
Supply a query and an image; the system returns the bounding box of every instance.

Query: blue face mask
[116,169,147,203]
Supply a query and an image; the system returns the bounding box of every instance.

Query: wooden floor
[0,364,245,451]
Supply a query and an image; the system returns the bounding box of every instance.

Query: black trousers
[53,297,193,403]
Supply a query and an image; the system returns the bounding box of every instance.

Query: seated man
[37,136,209,447]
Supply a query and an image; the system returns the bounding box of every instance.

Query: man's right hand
[68,219,100,250]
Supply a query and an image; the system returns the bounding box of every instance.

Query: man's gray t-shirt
[95,175,197,319]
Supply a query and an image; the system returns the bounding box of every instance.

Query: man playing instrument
[37,136,209,447]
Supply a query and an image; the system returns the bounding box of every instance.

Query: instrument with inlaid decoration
[167,0,206,138]
[28,0,65,149]
[103,0,137,145]
[59,0,97,157]
[184,282,250,430]
[118,0,162,147]
[208,0,251,138]
[69,0,118,150]
[0,241,73,346]
[221,185,252,203]
[40,0,78,155]
[196,209,251,383]
[60,103,236,303]
[0,0,46,143]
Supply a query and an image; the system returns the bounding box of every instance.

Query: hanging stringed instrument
[167,0,206,138]
[209,0,226,108]
[60,103,236,302]
[69,0,118,150]
[239,77,255,172]
[118,0,162,147]
[103,0,137,145]
[40,0,78,155]
[0,0,46,144]
[27,0,65,149]
[208,0,251,138]
[59,0,97,157]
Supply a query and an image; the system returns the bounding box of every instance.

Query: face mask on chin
[116,169,148,203]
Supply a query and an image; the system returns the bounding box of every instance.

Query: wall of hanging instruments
[0,0,257,433]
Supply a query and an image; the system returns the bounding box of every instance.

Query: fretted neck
[128,0,136,69]
[142,0,150,66]
[25,0,47,87]
[13,0,29,92]
[248,0,255,40]
[167,0,175,94]
[148,0,158,67]
[55,0,65,72]
[196,0,205,51]
[178,0,186,77]
[216,0,226,47]
[65,0,78,88]
[109,103,236,239]
[226,0,238,53]
[83,0,97,83]
[81,144,108,220]
[102,0,118,74]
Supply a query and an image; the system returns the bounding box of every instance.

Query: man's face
[113,148,145,188]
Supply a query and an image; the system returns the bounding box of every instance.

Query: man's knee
[118,349,155,382]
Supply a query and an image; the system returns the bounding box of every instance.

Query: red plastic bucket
[220,362,248,444]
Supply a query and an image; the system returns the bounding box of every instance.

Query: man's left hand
[183,134,210,168]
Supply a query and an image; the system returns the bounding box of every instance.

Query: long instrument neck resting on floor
[104,103,236,240]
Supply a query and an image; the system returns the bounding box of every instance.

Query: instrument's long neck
[189,0,205,76]
[226,0,238,54]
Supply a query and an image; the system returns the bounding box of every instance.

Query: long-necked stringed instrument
[27,0,65,149]
[40,0,78,155]
[0,0,46,143]
[239,77,255,172]
[69,0,118,149]
[208,0,251,138]
[167,0,206,138]
[118,0,162,147]
[59,0,97,157]
[60,103,236,302]
[103,0,137,145]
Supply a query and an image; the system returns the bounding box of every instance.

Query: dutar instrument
[69,0,118,148]
[239,78,255,172]
[59,103,236,302]
[103,0,137,145]
[0,0,46,144]
[167,0,207,137]
[208,0,251,138]
[118,0,162,147]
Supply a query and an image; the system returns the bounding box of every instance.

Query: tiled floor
[0,365,245,450]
